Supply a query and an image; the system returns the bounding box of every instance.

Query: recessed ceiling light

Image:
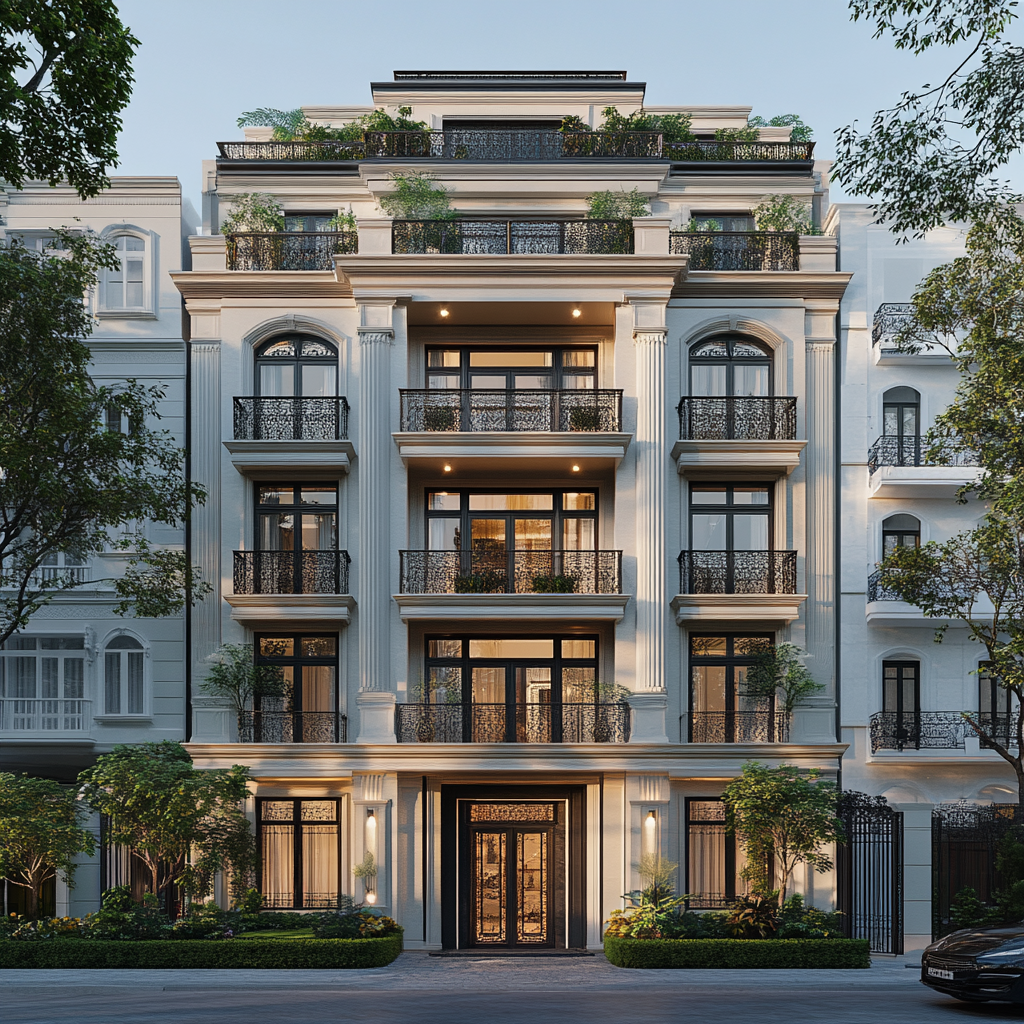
[443,463,453,473]
[571,307,582,318]
[571,464,581,473]
[439,307,450,318]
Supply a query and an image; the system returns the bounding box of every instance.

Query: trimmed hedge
[604,936,870,969]
[0,935,402,970]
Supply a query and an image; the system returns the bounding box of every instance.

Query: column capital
[357,329,394,346]
[633,329,667,346]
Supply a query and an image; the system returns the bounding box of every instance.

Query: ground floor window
[259,798,340,909]
[686,798,763,908]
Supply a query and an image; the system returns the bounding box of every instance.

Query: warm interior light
[571,307,582,318]
[443,463,453,473]
[571,464,581,473]
[439,307,450,318]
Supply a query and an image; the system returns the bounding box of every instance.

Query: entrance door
[461,802,564,948]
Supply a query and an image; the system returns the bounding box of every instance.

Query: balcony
[672,397,803,475]
[869,711,966,753]
[226,551,353,626]
[391,219,633,255]
[871,303,946,363]
[867,436,981,498]
[239,710,347,744]
[395,388,628,465]
[394,549,627,623]
[395,702,631,744]
[665,140,815,166]
[225,232,357,271]
[0,699,91,736]
[686,710,790,743]
[225,397,353,475]
[668,232,799,271]
[672,550,805,625]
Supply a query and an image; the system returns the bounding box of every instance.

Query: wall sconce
[362,808,378,904]
[644,809,658,856]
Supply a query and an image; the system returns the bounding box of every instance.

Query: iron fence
[869,711,966,752]
[239,710,346,743]
[391,219,633,254]
[225,232,357,270]
[665,141,815,161]
[686,710,790,743]
[396,701,630,743]
[217,141,364,160]
[669,232,800,270]
[232,396,349,441]
[399,549,622,595]
[233,550,351,595]
[867,435,980,472]
[677,396,797,441]
[400,388,622,432]
[678,550,798,595]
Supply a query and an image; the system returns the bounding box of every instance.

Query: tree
[200,644,286,738]
[744,642,825,716]
[0,234,209,648]
[378,172,455,220]
[0,773,95,918]
[1,1,139,199]
[585,188,650,220]
[722,763,843,905]
[834,0,1023,236]
[78,741,254,903]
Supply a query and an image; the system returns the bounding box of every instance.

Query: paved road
[3,953,1021,1023]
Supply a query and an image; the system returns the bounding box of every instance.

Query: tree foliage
[0,1,139,199]
[749,114,814,142]
[0,234,209,647]
[744,643,824,714]
[585,188,650,220]
[78,742,255,902]
[218,192,284,234]
[752,194,815,234]
[200,644,286,737]
[561,107,696,145]
[834,0,1023,236]
[237,105,428,142]
[0,773,95,918]
[378,172,454,220]
[722,763,843,905]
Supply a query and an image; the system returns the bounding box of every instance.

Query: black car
[922,925,1024,1003]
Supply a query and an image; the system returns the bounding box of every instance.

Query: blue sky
[113,0,988,213]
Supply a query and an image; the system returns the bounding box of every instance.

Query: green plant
[86,887,171,941]
[743,643,824,715]
[201,643,287,737]
[726,891,779,938]
[453,570,507,593]
[748,114,813,143]
[585,188,650,221]
[568,406,602,431]
[606,855,690,939]
[530,574,577,593]
[776,893,845,939]
[237,105,428,143]
[715,126,761,143]
[686,217,723,232]
[423,405,457,431]
[219,193,284,234]
[752,194,814,234]
[603,936,870,969]
[378,172,455,221]
[326,209,357,232]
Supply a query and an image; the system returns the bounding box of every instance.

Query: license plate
[928,967,955,980]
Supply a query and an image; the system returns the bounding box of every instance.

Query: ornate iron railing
[867,569,901,602]
[0,698,90,732]
[225,232,357,271]
[869,711,966,753]
[687,710,790,743]
[400,389,622,432]
[867,435,980,472]
[239,710,346,743]
[872,303,915,348]
[669,232,800,270]
[396,702,631,743]
[365,130,663,160]
[665,141,815,161]
[218,141,364,160]
[233,550,351,595]
[678,550,798,595]
[677,396,797,441]
[975,712,1021,748]
[399,549,622,595]
[232,397,349,441]
[391,219,633,255]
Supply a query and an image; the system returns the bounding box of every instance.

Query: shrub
[531,574,577,594]
[423,406,456,432]
[453,570,507,593]
[604,937,869,969]
[568,407,602,431]
[586,188,649,221]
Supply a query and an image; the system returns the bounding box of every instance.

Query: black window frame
[882,659,921,748]
[254,483,339,596]
[257,797,342,910]
[253,632,340,724]
[688,334,773,397]
[425,345,599,390]
[688,483,774,552]
[685,797,738,910]
[283,212,336,232]
[882,386,920,439]
[690,213,756,232]
[881,513,921,559]
[687,633,776,741]
[254,333,339,398]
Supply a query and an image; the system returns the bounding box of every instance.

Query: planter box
[604,936,869,969]
[0,935,402,969]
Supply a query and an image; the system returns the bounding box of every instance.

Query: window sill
[93,715,153,724]
[96,309,158,320]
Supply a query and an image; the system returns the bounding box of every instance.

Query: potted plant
[453,569,507,593]
[530,573,578,593]
[568,406,602,432]
[423,405,457,431]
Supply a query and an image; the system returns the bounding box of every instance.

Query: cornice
[170,270,346,300]
[676,270,853,300]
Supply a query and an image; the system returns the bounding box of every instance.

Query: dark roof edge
[372,80,647,93]
[392,71,628,80]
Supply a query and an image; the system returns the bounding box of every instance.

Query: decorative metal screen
[470,803,556,822]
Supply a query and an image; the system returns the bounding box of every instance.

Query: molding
[865,601,955,628]
[671,593,808,625]
[868,466,983,499]
[392,430,631,465]
[224,594,355,625]
[393,592,629,622]
[672,439,806,476]
[95,310,159,321]
[223,439,354,476]
[677,270,852,300]
[171,269,342,300]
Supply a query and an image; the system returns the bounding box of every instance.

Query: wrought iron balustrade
[400,388,622,432]
[364,130,663,160]
[669,232,800,270]
[0,698,90,732]
[233,550,351,595]
[867,435,980,472]
[867,569,902,602]
[872,303,916,348]
[391,219,633,255]
[239,710,346,743]
[677,396,797,441]
[399,549,622,595]
[975,712,1021,748]
[232,396,349,441]
[678,550,798,595]
[665,140,815,161]
[225,232,357,271]
[869,711,966,753]
[687,710,790,743]
[396,701,630,743]
[218,141,364,160]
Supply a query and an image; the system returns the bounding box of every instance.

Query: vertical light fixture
[364,808,378,904]
[644,809,658,858]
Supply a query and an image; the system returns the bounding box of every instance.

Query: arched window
[689,335,772,397]
[882,387,920,439]
[101,234,147,311]
[882,514,921,558]
[255,335,338,397]
[104,635,145,716]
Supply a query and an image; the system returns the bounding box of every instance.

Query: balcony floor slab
[672,439,805,476]
[394,592,629,622]
[223,439,354,476]
[672,592,807,625]
[868,465,981,498]
[393,430,630,466]
[225,593,355,625]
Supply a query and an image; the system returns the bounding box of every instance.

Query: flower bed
[604,936,870,969]
[0,935,403,969]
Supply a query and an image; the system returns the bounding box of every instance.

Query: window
[104,635,145,715]
[255,485,338,595]
[689,485,771,551]
[426,347,597,391]
[284,214,334,232]
[102,235,146,310]
[37,551,88,585]
[882,514,920,558]
[882,660,920,748]
[254,635,339,742]
[690,214,755,232]
[689,335,772,397]
[259,798,341,908]
[255,335,338,397]
[686,799,758,908]
[0,636,87,730]
[882,387,920,439]
[688,634,778,741]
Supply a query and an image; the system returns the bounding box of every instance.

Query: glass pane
[261,514,295,551]
[560,373,594,390]
[428,492,461,511]
[691,487,726,505]
[262,825,294,908]
[513,375,552,390]
[470,374,506,390]
[732,515,769,550]
[562,350,595,367]
[300,487,337,506]
[262,801,295,821]
[883,665,899,711]
[472,667,506,703]
[470,351,552,367]
[426,666,461,702]
[428,518,460,550]
[471,519,506,551]
[260,637,294,658]
[300,514,336,550]
[734,636,772,656]
[469,639,554,659]
[692,666,726,712]
[517,832,547,943]
[428,374,461,390]
[300,364,336,398]
[691,636,727,657]
[732,488,770,505]
[428,639,462,658]
[261,340,297,358]
[562,519,595,551]
[41,659,58,700]
[104,653,120,713]
[692,514,727,550]
[124,236,145,252]
[260,363,294,397]
[519,667,552,704]
[561,639,596,659]
[901,667,918,712]
[63,658,84,699]
[469,494,553,511]
[691,365,727,397]
[302,825,339,909]
[733,365,769,397]
[301,636,336,658]
[127,652,144,714]
[428,350,461,367]
[302,665,335,713]
[302,340,335,359]
[732,341,766,358]
[514,519,552,550]
[258,486,293,506]
[563,492,595,511]
[561,666,596,702]
[902,406,918,435]
[883,407,898,436]
[688,816,727,903]
[475,832,506,943]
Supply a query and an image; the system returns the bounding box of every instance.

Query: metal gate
[838,792,904,954]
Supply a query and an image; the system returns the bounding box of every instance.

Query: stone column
[356,300,397,742]
[630,300,669,743]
